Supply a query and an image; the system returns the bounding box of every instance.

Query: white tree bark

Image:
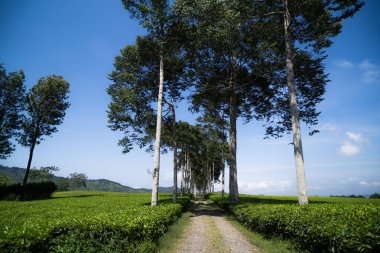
[181,163,185,197]
[151,42,164,206]
[283,0,308,205]
[229,56,239,204]
[171,99,177,203]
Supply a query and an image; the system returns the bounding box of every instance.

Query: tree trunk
[283,0,308,205]
[189,157,192,194]
[151,42,164,207]
[221,132,225,199]
[181,163,184,197]
[229,57,239,204]
[23,139,36,186]
[221,164,225,199]
[211,160,215,193]
[171,99,177,203]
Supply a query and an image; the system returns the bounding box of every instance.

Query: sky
[1,0,379,196]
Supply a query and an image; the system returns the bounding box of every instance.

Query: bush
[370,193,380,199]
[0,192,190,252]
[212,195,380,252]
[0,175,12,185]
[0,182,57,200]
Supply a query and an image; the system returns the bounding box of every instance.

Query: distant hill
[86,179,149,193]
[0,165,174,193]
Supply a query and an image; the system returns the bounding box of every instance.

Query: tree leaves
[0,64,25,159]
[18,75,70,147]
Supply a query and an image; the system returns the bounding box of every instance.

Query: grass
[157,211,193,253]
[206,214,230,253]
[226,216,300,253]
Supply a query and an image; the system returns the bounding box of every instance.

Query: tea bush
[0,191,190,252]
[211,194,380,252]
[0,182,57,201]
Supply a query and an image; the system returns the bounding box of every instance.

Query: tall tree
[257,0,364,204]
[69,172,88,189]
[29,166,59,182]
[18,75,70,186]
[0,64,25,159]
[175,120,227,195]
[121,0,181,206]
[108,35,186,205]
[175,0,275,203]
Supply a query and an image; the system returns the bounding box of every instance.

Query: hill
[0,165,174,193]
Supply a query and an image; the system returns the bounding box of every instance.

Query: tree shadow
[52,193,105,199]
[237,196,328,205]
[188,200,225,217]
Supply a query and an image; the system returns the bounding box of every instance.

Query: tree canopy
[0,64,25,159]
[19,75,70,186]
[108,0,364,205]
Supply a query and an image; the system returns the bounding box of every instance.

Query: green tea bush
[0,192,190,252]
[212,195,380,252]
[0,182,57,201]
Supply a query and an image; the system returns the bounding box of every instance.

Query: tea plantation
[0,191,190,252]
[211,194,380,252]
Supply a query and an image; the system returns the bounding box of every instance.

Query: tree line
[0,65,70,186]
[107,0,363,206]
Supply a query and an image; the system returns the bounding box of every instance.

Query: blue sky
[1,0,379,196]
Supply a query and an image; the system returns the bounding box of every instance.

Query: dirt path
[175,199,258,253]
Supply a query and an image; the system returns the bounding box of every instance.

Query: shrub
[0,182,57,200]
[212,195,380,252]
[370,193,380,199]
[0,192,190,252]
[0,175,12,185]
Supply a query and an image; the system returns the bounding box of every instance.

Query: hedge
[0,182,57,201]
[212,195,380,252]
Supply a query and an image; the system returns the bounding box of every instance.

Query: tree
[18,75,70,186]
[369,193,380,199]
[29,166,59,182]
[174,119,227,196]
[121,0,178,206]
[0,175,12,185]
[175,0,276,203]
[257,0,364,205]
[57,177,70,191]
[69,172,88,189]
[0,64,25,159]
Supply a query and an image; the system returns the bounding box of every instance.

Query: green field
[2,192,380,253]
[211,194,380,252]
[0,191,190,252]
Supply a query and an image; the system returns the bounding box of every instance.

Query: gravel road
[175,200,258,253]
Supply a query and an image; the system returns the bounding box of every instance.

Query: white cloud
[359,59,379,83]
[308,185,325,190]
[335,60,355,69]
[359,181,380,187]
[238,180,292,193]
[321,123,338,131]
[348,177,360,182]
[338,142,361,156]
[340,177,360,184]
[346,132,366,143]
[359,181,370,186]
[162,171,173,182]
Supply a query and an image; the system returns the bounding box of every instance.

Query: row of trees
[0,166,88,191]
[108,0,363,206]
[28,166,87,191]
[0,64,70,186]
